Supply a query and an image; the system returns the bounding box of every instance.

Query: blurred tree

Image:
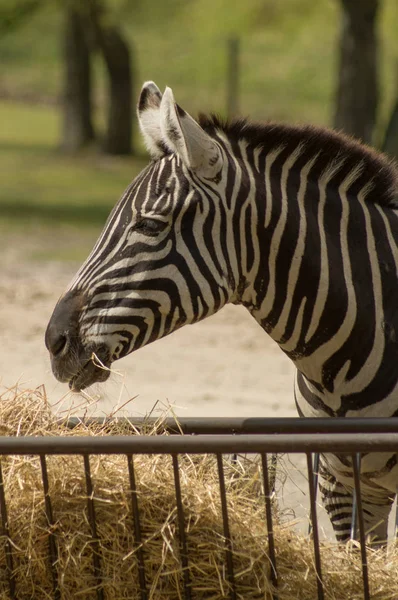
[61,3,95,152]
[1,0,134,154]
[89,0,133,155]
[61,0,133,155]
[0,0,41,35]
[334,0,379,144]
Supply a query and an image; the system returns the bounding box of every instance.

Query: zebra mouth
[69,350,112,392]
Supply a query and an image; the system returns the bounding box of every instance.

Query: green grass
[0,102,147,227]
[0,0,397,242]
[1,0,397,125]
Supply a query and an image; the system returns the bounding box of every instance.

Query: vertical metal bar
[0,461,16,598]
[269,454,278,495]
[350,487,358,541]
[395,498,398,539]
[126,455,148,600]
[352,453,370,600]
[261,453,278,599]
[39,455,60,600]
[83,455,104,600]
[306,453,324,600]
[308,453,320,536]
[172,455,191,600]
[216,453,236,600]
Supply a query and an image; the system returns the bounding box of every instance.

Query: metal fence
[1,417,398,600]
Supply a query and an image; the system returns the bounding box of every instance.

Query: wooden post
[382,99,398,159]
[381,62,398,159]
[333,0,379,143]
[226,36,240,119]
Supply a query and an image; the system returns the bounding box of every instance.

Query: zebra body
[46,81,398,542]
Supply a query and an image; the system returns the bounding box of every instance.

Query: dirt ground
[0,225,296,420]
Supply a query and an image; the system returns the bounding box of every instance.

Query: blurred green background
[1,0,397,254]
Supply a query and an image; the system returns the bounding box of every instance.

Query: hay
[0,385,397,599]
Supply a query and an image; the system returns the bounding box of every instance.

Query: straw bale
[0,385,397,599]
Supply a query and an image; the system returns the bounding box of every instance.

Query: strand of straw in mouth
[91,352,123,378]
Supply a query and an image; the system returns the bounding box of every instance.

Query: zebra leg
[319,461,394,545]
[319,467,356,542]
[361,494,395,545]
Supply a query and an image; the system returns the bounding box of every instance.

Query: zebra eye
[134,217,168,236]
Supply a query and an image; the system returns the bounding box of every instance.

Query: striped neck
[220,136,398,395]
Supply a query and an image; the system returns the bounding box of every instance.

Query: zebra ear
[160,87,222,178]
[137,81,169,159]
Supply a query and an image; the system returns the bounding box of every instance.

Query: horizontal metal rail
[0,432,398,454]
[64,416,398,435]
[0,419,397,600]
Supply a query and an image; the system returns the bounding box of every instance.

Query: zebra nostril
[50,333,68,357]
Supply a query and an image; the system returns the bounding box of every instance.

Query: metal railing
[0,417,397,600]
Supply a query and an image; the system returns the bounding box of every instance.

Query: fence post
[226,36,240,119]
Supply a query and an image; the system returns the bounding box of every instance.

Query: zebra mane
[198,114,398,208]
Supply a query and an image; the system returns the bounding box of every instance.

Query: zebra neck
[233,144,398,397]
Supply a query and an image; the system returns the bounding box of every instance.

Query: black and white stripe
[47,81,398,543]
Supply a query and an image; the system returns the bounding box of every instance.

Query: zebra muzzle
[68,352,111,392]
[45,290,111,391]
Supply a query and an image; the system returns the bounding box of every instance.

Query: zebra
[45,81,398,544]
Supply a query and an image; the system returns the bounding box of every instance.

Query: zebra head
[45,82,236,391]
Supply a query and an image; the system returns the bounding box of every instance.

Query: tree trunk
[333,0,379,144]
[61,6,95,152]
[382,99,398,159]
[89,2,133,156]
[98,26,133,155]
